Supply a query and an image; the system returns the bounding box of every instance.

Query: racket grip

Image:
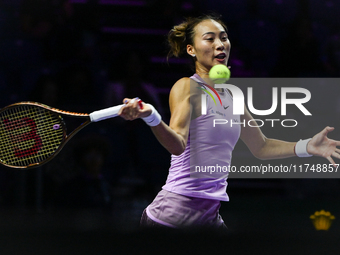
[89,104,125,122]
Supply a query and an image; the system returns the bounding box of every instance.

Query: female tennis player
[118,14,340,229]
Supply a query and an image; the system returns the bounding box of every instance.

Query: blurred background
[1,0,340,253]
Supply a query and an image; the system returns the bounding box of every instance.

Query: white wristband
[142,104,161,126]
[295,138,313,157]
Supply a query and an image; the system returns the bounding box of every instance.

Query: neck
[195,62,210,79]
[195,64,223,91]
[195,66,214,87]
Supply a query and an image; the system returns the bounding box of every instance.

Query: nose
[216,39,225,50]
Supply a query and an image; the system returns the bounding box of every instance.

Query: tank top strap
[190,73,205,85]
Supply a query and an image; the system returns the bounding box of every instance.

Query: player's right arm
[150,77,191,155]
[119,77,191,155]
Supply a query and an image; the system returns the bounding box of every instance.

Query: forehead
[194,19,226,35]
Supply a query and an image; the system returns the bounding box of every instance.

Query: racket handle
[89,104,125,122]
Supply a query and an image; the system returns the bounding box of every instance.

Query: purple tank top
[162,74,241,201]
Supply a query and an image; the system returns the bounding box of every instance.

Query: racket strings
[0,105,65,167]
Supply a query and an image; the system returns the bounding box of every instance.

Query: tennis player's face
[189,19,230,72]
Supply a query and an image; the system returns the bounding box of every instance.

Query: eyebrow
[202,31,227,37]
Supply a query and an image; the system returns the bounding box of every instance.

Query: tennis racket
[0,101,128,169]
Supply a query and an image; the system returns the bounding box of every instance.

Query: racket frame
[0,102,92,169]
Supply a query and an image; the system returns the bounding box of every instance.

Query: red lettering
[4,117,42,158]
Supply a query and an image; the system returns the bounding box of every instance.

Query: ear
[187,44,195,57]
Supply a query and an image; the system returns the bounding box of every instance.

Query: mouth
[215,53,227,62]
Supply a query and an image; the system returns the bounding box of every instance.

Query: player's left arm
[240,105,340,166]
[239,106,295,160]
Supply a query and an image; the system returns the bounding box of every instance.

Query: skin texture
[119,19,340,166]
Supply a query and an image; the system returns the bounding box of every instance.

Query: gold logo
[310,210,335,231]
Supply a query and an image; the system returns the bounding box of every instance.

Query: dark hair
[167,13,227,59]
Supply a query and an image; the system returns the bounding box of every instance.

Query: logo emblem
[197,84,222,107]
[310,210,335,230]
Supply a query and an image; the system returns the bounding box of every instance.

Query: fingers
[332,151,340,160]
[137,99,144,109]
[327,155,340,169]
[122,98,137,105]
[327,156,336,168]
[119,97,144,120]
[122,98,131,104]
[321,126,334,136]
[122,98,142,107]
[326,146,340,167]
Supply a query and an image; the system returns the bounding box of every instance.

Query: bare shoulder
[170,77,191,96]
[169,77,191,105]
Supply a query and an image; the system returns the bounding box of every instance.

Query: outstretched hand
[118,98,152,120]
[307,126,340,166]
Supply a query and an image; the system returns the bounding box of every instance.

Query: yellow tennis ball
[209,64,231,84]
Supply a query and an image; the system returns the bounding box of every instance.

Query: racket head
[0,102,67,169]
